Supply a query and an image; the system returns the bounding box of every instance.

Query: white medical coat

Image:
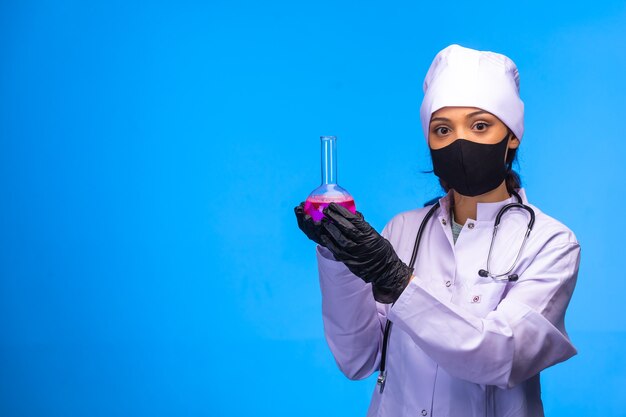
[316,188,580,417]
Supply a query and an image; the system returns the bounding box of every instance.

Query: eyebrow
[430,110,491,123]
[466,110,490,118]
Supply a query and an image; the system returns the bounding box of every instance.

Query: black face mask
[430,131,511,197]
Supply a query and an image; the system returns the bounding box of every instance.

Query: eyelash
[433,122,491,135]
[433,126,451,135]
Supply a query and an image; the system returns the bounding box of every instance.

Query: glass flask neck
[321,136,338,185]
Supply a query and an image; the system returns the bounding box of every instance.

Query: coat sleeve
[315,220,394,380]
[387,235,581,389]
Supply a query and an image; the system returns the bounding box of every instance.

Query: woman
[294,44,580,417]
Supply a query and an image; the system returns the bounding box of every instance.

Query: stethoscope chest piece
[477,195,535,282]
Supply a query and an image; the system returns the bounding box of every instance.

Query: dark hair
[423,132,522,198]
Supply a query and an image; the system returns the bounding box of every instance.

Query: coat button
[421,410,428,416]
[441,219,447,225]
[467,222,475,229]
[445,280,451,287]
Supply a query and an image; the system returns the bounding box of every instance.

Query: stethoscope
[376,190,535,393]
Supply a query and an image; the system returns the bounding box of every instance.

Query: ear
[508,134,520,149]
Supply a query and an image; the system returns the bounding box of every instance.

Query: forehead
[430,106,494,119]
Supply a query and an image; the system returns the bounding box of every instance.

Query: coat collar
[437,188,529,223]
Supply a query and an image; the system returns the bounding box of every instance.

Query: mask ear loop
[504,130,516,195]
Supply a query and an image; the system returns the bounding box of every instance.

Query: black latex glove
[319,202,414,304]
[294,202,325,246]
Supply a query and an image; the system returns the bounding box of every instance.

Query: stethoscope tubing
[377,191,534,393]
[378,201,440,392]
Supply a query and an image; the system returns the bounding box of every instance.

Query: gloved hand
[294,202,325,246]
[319,202,414,304]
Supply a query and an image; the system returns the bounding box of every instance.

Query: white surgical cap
[420,44,525,142]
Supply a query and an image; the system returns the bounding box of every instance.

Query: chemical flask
[304,135,356,222]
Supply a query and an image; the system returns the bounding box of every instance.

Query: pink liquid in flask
[304,135,356,222]
[304,196,356,222]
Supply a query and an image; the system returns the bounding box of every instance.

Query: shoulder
[525,202,579,250]
[381,204,439,239]
[514,188,579,249]
[514,203,582,294]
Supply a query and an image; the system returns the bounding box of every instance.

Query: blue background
[1,1,625,415]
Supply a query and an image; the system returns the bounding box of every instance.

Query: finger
[323,208,362,240]
[294,203,305,218]
[295,206,306,225]
[320,224,361,262]
[295,206,318,235]
[327,204,373,236]
[295,204,317,225]
[323,203,365,235]
[321,219,357,251]
[299,201,310,211]
[329,207,374,236]
[319,234,344,258]
[319,233,360,264]
[352,211,377,235]
[305,212,323,227]
[324,202,360,220]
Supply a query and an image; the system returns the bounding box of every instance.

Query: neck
[321,136,337,184]
[451,181,511,224]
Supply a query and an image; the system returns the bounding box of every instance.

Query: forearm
[317,245,384,380]
[388,277,576,388]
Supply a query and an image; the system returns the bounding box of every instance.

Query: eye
[434,126,451,135]
[473,121,490,131]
